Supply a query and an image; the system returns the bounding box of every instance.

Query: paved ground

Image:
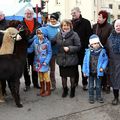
[0,65,120,120]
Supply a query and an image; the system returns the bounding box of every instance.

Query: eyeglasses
[25,13,33,15]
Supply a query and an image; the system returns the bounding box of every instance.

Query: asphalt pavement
[0,65,120,120]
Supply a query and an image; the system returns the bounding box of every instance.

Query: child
[28,28,52,97]
[82,34,108,103]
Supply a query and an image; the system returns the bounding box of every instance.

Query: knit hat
[36,27,47,37]
[89,34,103,47]
[50,12,59,21]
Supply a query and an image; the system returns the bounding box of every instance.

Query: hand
[100,68,103,72]
[83,73,86,77]
[43,62,47,66]
[64,47,69,52]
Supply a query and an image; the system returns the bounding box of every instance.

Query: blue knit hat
[89,34,103,47]
[36,27,47,37]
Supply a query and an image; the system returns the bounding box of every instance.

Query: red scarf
[25,19,34,33]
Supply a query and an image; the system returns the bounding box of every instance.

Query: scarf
[109,30,120,54]
[25,19,34,33]
[90,46,102,56]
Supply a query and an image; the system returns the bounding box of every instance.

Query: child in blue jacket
[28,28,52,97]
[82,34,108,104]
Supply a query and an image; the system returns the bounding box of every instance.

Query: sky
[0,0,41,16]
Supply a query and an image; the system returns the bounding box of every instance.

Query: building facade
[43,0,120,23]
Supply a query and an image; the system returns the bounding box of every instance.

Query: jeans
[89,75,102,99]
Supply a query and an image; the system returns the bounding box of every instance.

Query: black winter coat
[72,16,92,65]
[0,19,9,46]
[22,18,41,65]
[54,30,81,67]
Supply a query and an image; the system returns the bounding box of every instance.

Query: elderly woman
[22,7,41,91]
[106,19,120,105]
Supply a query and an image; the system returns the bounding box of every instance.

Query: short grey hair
[24,6,34,14]
[71,7,81,13]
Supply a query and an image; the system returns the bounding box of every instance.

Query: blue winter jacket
[45,22,60,55]
[27,37,52,72]
[82,48,108,77]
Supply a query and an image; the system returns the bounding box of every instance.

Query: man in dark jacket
[22,6,41,91]
[92,10,113,93]
[0,10,9,102]
[71,7,92,90]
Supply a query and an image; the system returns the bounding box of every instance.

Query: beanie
[89,34,103,47]
[50,12,59,21]
[36,27,47,37]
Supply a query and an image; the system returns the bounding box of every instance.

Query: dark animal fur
[0,20,27,107]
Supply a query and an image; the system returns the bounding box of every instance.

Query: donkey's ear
[0,30,6,34]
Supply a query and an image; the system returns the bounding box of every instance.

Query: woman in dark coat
[53,19,81,98]
[106,19,120,105]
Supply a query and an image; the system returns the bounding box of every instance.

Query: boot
[39,81,45,96]
[62,87,69,98]
[42,82,51,96]
[70,87,75,98]
[112,98,119,105]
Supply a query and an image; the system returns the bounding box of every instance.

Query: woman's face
[62,22,70,32]
[114,20,120,33]
[97,14,106,24]
[50,18,57,25]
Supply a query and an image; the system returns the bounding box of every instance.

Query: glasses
[25,13,33,15]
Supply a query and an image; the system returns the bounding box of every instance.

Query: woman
[106,19,120,105]
[53,19,81,98]
[45,12,60,90]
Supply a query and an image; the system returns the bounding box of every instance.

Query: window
[109,4,113,9]
[118,5,120,9]
[117,15,120,19]
[55,0,60,5]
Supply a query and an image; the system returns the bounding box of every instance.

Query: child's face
[90,42,100,49]
[37,30,44,40]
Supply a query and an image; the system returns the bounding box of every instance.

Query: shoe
[83,85,88,91]
[89,98,94,104]
[62,87,69,98]
[24,86,30,92]
[51,86,56,91]
[0,99,5,103]
[70,87,75,98]
[112,98,119,105]
[97,97,104,103]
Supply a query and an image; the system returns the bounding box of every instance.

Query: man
[71,7,92,90]
[92,10,113,93]
[22,7,41,91]
[0,10,9,102]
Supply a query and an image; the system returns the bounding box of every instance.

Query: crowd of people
[0,6,120,106]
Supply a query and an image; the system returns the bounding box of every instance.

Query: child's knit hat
[36,27,47,37]
[89,34,103,47]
